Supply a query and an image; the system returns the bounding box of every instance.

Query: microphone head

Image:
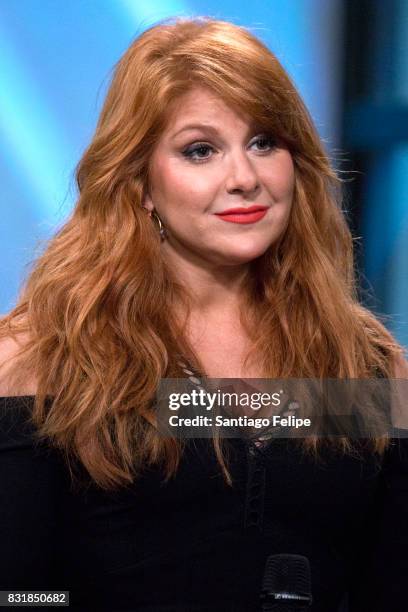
[260,554,313,611]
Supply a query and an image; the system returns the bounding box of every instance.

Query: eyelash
[181,135,278,163]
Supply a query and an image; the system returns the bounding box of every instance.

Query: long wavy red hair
[0,17,404,490]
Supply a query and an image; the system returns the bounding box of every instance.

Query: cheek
[153,161,213,211]
[267,153,295,201]
[263,154,295,228]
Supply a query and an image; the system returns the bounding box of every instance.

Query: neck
[161,239,250,317]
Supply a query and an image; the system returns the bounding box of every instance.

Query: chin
[232,240,275,260]
[217,247,271,265]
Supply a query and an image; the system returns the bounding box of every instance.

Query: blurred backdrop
[0,0,406,349]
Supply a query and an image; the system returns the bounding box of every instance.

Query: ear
[141,186,154,212]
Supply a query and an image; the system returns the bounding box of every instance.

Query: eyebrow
[172,123,222,138]
[172,122,259,139]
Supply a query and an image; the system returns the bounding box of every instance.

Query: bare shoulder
[0,333,38,397]
[391,351,408,378]
[389,350,408,430]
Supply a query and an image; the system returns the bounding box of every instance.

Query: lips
[214,206,268,225]
[215,205,268,215]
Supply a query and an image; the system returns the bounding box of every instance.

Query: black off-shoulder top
[0,366,407,611]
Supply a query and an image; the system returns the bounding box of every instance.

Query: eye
[181,142,215,162]
[251,134,278,152]
[181,133,278,164]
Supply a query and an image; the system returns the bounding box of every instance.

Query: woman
[0,16,407,612]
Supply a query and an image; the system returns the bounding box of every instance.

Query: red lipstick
[214,204,268,225]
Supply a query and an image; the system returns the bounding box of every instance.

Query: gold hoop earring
[150,209,167,242]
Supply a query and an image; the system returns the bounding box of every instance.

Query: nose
[225,150,260,195]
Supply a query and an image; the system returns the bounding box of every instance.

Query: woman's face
[143,86,295,267]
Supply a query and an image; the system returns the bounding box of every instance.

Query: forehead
[163,86,253,134]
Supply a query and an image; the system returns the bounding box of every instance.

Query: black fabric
[0,396,407,612]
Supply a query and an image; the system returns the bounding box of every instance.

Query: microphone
[260,554,313,611]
